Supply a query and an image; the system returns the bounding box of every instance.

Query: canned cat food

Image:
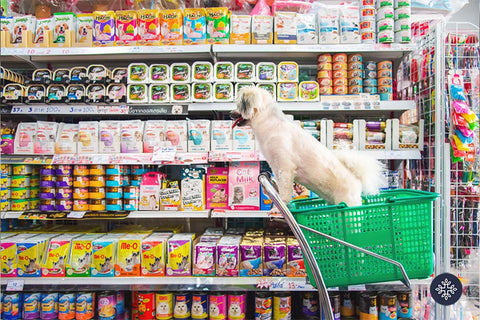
[11,188,29,199]
[333,62,347,71]
[319,86,333,95]
[173,293,191,320]
[56,187,73,199]
[364,61,377,71]
[106,174,122,187]
[209,293,226,320]
[75,292,95,320]
[0,200,10,211]
[40,178,55,188]
[89,175,106,187]
[106,199,122,211]
[74,165,89,176]
[1,164,12,175]
[122,175,131,187]
[30,187,39,198]
[0,176,10,188]
[347,54,363,63]
[116,292,125,318]
[13,164,32,175]
[74,199,89,211]
[255,292,272,320]
[358,293,378,319]
[378,60,393,70]
[155,292,173,320]
[58,293,76,320]
[329,293,341,320]
[340,292,354,317]
[378,85,393,93]
[89,199,106,211]
[89,165,105,176]
[333,78,348,86]
[364,78,378,87]
[32,167,41,176]
[333,86,348,95]
[228,292,246,320]
[317,54,332,63]
[332,70,347,78]
[106,165,124,175]
[379,293,396,320]
[11,199,29,211]
[30,176,40,187]
[378,77,393,86]
[23,292,41,320]
[130,175,142,187]
[397,291,413,318]
[333,53,347,62]
[74,176,89,188]
[191,293,208,320]
[360,7,375,19]
[317,70,332,79]
[57,199,73,211]
[273,293,291,320]
[40,165,55,176]
[131,165,149,176]
[361,32,375,43]
[124,199,139,210]
[56,165,73,176]
[124,186,139,199]
[364,86,378,94]
[106,187,122,199]
[97,292,116,320]
[74,188,89,199]
[348,62,364,70]
[317,62,332,71]
[12,175,30,188]
[349,85,363,94]
[348,77,363,86]
[302,292,319,319]
[348,70,364,78]
[30,199,40,210]
[41,292,59,320]
[317,78,333,87]
[89,187,106,199]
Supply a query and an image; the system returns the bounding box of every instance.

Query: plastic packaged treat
[206,7,230,44]
[137,9,161,45]
[171,63,191,83]
[214,82,234,102]
[160,9,183,45]
[127,84,148,103]
[115,10,138,46]
[183,8,206,45]
[93,11,115,46]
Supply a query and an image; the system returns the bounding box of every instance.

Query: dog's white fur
[232,87,383,206]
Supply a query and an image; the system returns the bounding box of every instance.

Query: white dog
[231,87,383,206]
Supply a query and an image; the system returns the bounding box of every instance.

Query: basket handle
[385,194,439,203]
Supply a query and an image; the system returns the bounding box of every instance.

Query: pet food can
[58,293,76,320]
[122,174,131,187]
[173,293,191,320]
[301,292,319,319]
[12,164,32,175]
[56,187,73,199]
[378,69,393,78]
[106,199,122,211]
[340,292,355,317]
[30,176,40,187]
[155,293,173,320]
[333,86,348,95]
[365,61,377,71]
[364,78,378,87]
[227,292,246,320]
[364,86,378,94]
[348,77,363,87]
[106,174,122,187]
[130,175,142,186]
[361,31,376,43]
[329,293,341,320]
[348,62,364,71]
[12,175,31,188]
[41,292,59,320]
[332,70,348,79]
[333,53,347,62]
[317,78,333,87]
[191,293,208,320]
[378,60,393,70]
[89,187,106,199]
[255,292,272,320]
[23,292,41,320]
[97,291,116,320]
[132,291,139,320]
[106,165,124,175]
[137,292,156,320]
[11,199,28,211]
[1,164,11,175]
[317,54,332,63]
[131,165,149,176]
[364,70,377,79]
[208,293,226,320]
[0,176,10,188]
[395,30,411,43]
[89,165,105,176]
[378,77,393,86]
[30,199,40,210]
[56,165,73,176]
[3,293,22,320]
[0,199,10,211]
[75,292,95,320]
[116,291,125,319]
[30,187,39,198]
[40,165,55,176]
[317,70,332,79]
[124,186,139,199]
[360,7,375,19]
[74,165,89,176]
[317,62,333,71]
[273,293,291,320]
[40,178,55,188]
[74,176,89,188]
[379,293,396,320]
[333,78,348,86]
[349,85,363,94]
[318,84,332,95]
[333,62,347,71]
[56,199,73,211]
[74,199,89,211]
[55,176,73,188]
[89,175,106,187]
[106,187,122,199]
[397,291,413,318]
[73,187,89,200]
[358,293,378,320]
[11,187,29,199]
[89,199,106,211]
[124,198,139,211]
[348,69,364,79]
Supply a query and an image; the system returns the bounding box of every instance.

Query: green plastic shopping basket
[289,189,439,288]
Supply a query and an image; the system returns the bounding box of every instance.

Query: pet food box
[239,237,263,277]
[166,233,196,276]
[211,120,233,151]
[188,119,210,152]
[296,13,317,44]
[392,119,424,150]
[14,122,37,154]
[165,120,188,153]
[230,15,251,44]
[139,172,164,211]
[160,185,181,211]
[232,125,255,151]
[206,167,229,209]
[78,121,99,154]
[99,121,121,153]
[17,233,57,277]
[55,123,78,154]
[33,121,57,154]
[317,4,340,44]
[228,161,260,210]
[193,239,217,276]
[41,234,82,277]
[141,233,170,277]
[143,120,166,153]
[1,234,38,277]
[356,119,392,150]
[181,167,205,211]
[274,12,297,44]
[91,234,122,277]
[66,233,103,277]
[216,235,241,277]
[115,233,147,277]
[121,120,144,153]
[251,15,273,44]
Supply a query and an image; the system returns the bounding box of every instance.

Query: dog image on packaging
[115,234,146,277]
[141,233,168,276]
[206,167,228,209]
[99,121,121,153]
[167,233,195,276]
[13,15,36,44]
[76,14,93,43]
[160,9,183,45]
[55,123,78,154]
[77,121,98,153]
[93,11,115,46]
[228,161,260,210]
[165,120,188,153]
[66,233,102,277]
[183,8,206,45]
[211,120,233,151]
[181,168,205,211]
[188,119,210,152]
[34,18,53,44]
[53,12,76,43]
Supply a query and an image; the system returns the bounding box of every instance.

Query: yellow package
[41,234,82,277]
[160,9,183,45]
[91,234,122,277]
[141,233,169,276]
[115,233,148,277]
[166,233,195,276]
[66,233,103,277]
[17,234,57,277]
[1,234,36,277]
[230,15,251,44]
[160,188,181,211]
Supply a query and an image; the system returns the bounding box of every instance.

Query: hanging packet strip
[452,100,470,114]
[454,129,474,144]
[452,135,470,152]
[461,109,479,125]
[450,144,464,163]
[452,112,469,127]
[456,125,474,138]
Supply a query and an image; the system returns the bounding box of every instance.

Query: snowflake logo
[435,278,458,300]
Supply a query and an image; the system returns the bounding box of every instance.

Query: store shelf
[0,211,210,220]
[211,209,276,218]
[127,211,210,218]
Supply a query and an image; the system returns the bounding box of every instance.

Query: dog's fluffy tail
[334,150,385,195]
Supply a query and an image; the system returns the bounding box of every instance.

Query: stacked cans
[73,165,89,211]
[360,0,376,43]
[105,165,126,211]
[378,60,393,100]
[56,165,73,211]
[10,165,38,211]
[88,165,106,211]
[317,54,333,95]
[377,0,394,43]
[332,54,348,95]
[364,61,378,94]
[0,164,10,211]
[39,165,56,212]
[348,54,364,94]
[395,0,411,43]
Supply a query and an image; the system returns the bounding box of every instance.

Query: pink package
[193,241,216,276]
[206,167,228,210]
[216,235,241,277]
[228,161,260,210]
[34,121,57,154]
[14,122,37,154]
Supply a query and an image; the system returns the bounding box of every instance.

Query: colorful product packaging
[141,233,169,277]
[115,10,137,46]
[76,14,93,43]
[228,161,260,210]
[193,240,217,276]
[77,121,99,154]
[239,237,263,276]
[41,234,81,277]
[34,18,53,44]
[206,167,228,209]
[139,172,163,211]
[251,15,273,44]
[55,123,78,154]
[160,9,183,45]
[167,233,195,276]
[115,233,146,277]
[230,15,251,44]
[143,120,166,153]
[120,120,144,153]
[183,8,206,45]
[93,11,115,46]
[138,9,161,45]
[188,119,210,152]
[66,233,103,277]
[53,12,76,43]
[91,234,119,277]
[211,120,233,151]
[33,121,57,154]
[232,125,255,151]
[274,11,297,44]
[14,122,37,154]
[263,237,286,276]
[165,120,188,152]
[206,7,230,44]
[99,120,121,153]
[181,167,205,211]
[216,235,241,277]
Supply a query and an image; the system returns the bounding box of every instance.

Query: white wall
[448,0,479,26]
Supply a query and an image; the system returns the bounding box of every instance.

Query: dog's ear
[237,88,257,119]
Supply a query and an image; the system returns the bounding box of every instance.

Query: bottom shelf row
[1,289,416,320]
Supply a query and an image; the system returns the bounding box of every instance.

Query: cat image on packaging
[93,11,115,46]
[139,172,164,211]
[181,167,205,211]
[1,234,36,277]
[141,233,168,276]
[76,14,93,43]
[17,234,56,277]
[14,122,37,154]
[66,233,103,277]
[165,120,188,153]
[160,9,183,45]
[143,120,166,153]
[166,233,195,276]
[115,10,137,46]
[41,234,81,277]
[206,167,228,209]
[53,12,76,43]
[115,234,146,277]
[34,121,57,154]
[206,7,230,44]
[228,161,260,210]
[55,123,78,154]
[34,18,53,44]
[91,235,119,277]
[183,8,206,45]
[99,120,121,153]
[138,9,161,45]
[251,15,273,44]
[230,15,251,44]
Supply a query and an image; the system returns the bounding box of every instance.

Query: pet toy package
[53,12,76,43]
[34,121,57,154]
[115,234,146,277]
[14,122,37,154]
[263,237,286,276]
[193,240,217,276]
[99,121,121,154]
[216,235,241,277]
[228,161,260,210]
[77,121,99,154]
[93,11,115,46]
[41,234,80,277]
[55,123,78,154]
[274,11,297,44]
[143,120,166,153]
[206,7,230,44]
[139,172,163,211]
[239,237,263,276]
[66,233,102,277]
[91,234,119,277]
[76,14,93,43]
[211,120,233,151]
[181,167,205,211]
[121,120,144,153]
[188,119,210,152]
[183,8,206,45]
[34,18,53,44]
[160,9,183,45]
[115,10,138,46]
[137,9,161,45]
[167,233,195,276]
[251,15,273,44]
[233,125,255,151]
[206,167,229,209]
[12,15,35,44]
[165,120,188,152]
[230,15,251,44]
[141,233,169,277]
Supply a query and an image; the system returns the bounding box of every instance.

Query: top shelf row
[1,43,417,63]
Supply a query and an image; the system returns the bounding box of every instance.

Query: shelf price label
[6,280,24,291]
[67,211,86,219]
[256,278,313,291]
[152,146,177,162]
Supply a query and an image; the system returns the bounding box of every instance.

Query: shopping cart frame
[258,172,412,320]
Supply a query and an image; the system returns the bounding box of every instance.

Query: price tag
[6,280,24,291]
[256,278,272,289]
[152,146,177,162]
[67,211,86,219]
[348,284,366,291]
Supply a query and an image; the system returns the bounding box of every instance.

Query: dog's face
[231,87,272,127]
